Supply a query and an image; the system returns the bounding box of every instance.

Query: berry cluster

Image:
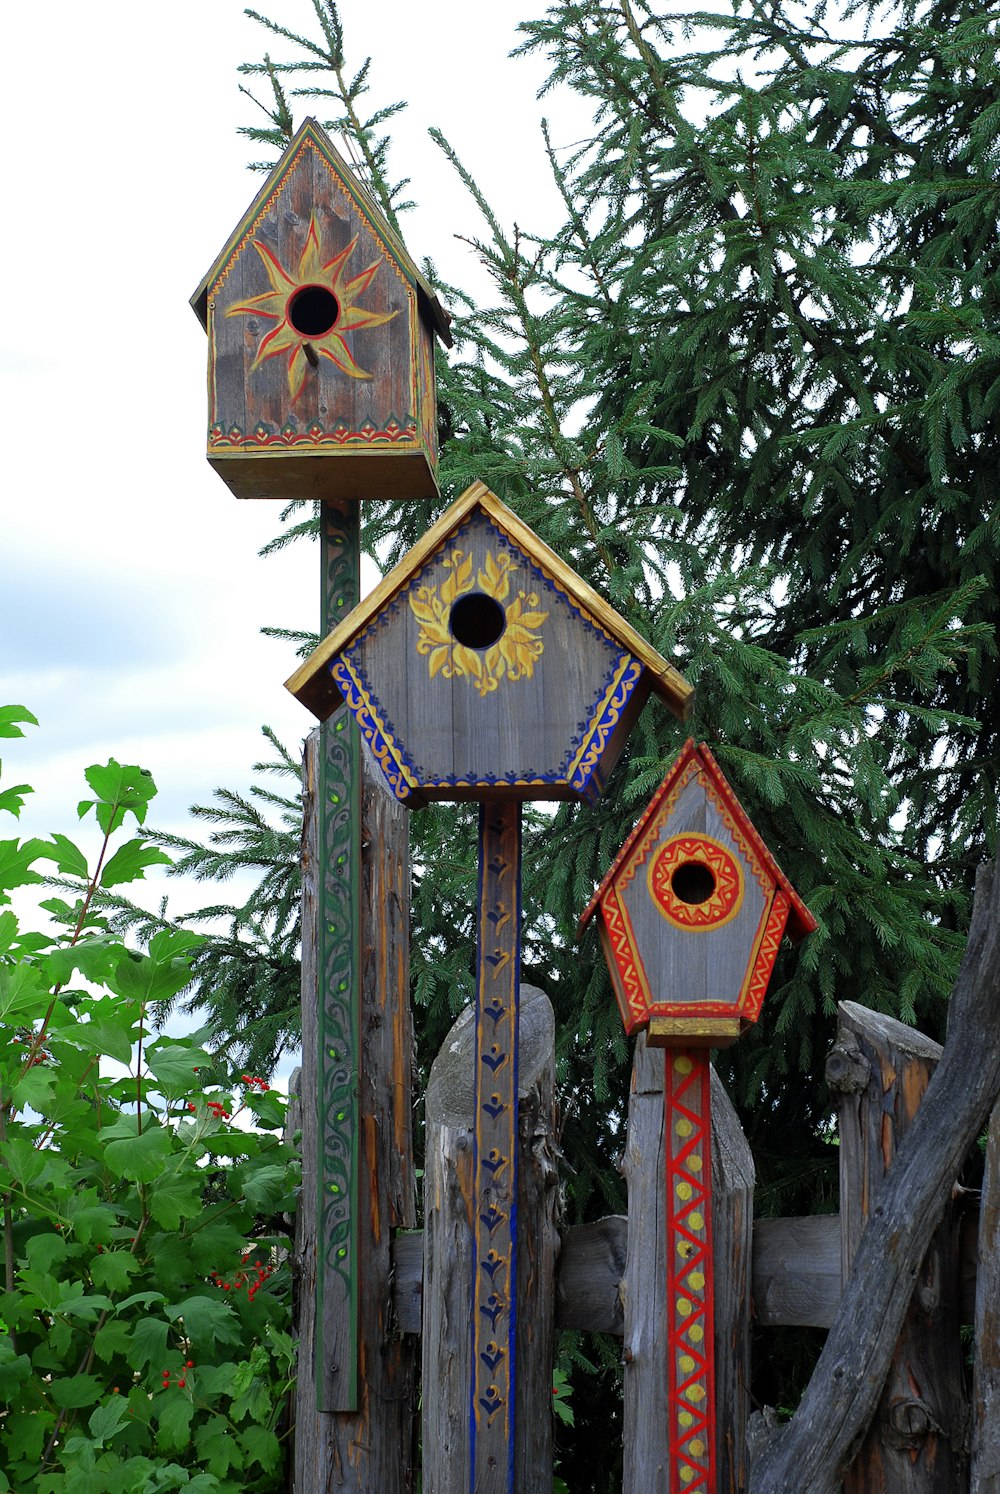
[206,1100,231,1119]
[211,1251,275,1303]
[241,1075,270,1092]
[161,1361,194,1392]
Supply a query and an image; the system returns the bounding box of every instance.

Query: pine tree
[111,2,997,1485]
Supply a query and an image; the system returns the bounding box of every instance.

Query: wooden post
[828,1001,966,1493]
[313,500,364,1410]
[293,733,418,1490]
[422,981,558,1494]
[971,1100,1000,1492]
[623,1033,753,1494]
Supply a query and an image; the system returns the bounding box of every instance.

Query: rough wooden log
[752,1216,840,1329]
[621,1033,754,1494]
[292,736,417,1492]
[554,1216,627,1334]
[748,862,1000,1494]
[421,984,558,1494]
[832,1003,965,1493]
[971,1101,1000,1492]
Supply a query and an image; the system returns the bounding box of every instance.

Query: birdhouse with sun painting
[581,739,816,1047]
[191,118,451,503]
[285,481,694,805]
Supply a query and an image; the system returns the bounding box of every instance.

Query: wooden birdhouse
[581,739,816,1046]
[285,481,693,805]
[190,118,451,502]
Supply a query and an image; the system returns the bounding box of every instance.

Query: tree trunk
[971,1101,1000,1492]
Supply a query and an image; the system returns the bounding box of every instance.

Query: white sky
[1,1,592,906]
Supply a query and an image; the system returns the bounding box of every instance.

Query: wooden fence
[289,745,1000,1492]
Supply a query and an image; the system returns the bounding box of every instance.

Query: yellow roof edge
[285,481,693,721]
[190,117,451,345]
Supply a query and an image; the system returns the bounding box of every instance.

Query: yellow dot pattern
[666,1050,715,1493]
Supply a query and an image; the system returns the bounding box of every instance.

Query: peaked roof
[190,117,452,346]
[285,480,695,721]
[580,738,816,939]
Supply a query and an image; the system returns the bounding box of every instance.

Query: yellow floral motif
[408,548,549,698]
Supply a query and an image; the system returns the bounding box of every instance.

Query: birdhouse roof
[580,739,816,939]
[190,117,452,347]
[285,481,694,723]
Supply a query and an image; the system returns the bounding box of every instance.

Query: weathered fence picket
[828,1002,965,1493]
[292,734,417,1490]
[422,984,559,1494]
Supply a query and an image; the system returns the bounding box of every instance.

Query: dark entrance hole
[670,860,716,906]
[288,284,340,338]
[449,592,506,650]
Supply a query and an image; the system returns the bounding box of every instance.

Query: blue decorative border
[328,514,646,800]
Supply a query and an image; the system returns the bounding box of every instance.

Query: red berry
[177,1378,186,1389]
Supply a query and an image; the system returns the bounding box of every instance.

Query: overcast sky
[1,1,591,907]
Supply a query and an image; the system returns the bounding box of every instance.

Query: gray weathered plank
[292,737,417,1491]
[421,984,557,1494]
[832,1001,965,1494]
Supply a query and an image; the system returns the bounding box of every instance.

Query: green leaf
[91,1250,141,1294]
[50,1373,104,1409]
[239,1425,280,1471]
[166,1296,241,1354]
[194,1417,243,1477]
[240,1164,288,1214]
[100,839,172,888]
[78,761,157,835]
[146,1171,205,1231]
[89,1395,130,1445]
[113,952,193,1006]
[75,1019,135,1066]
[43,832,90,879]
[0,1136,46,1187]
[0,837,49,898]
[145,1043,210,1093]
[0,784,32,818]
[103,1124,173,1184]
[0,707,38,739]
[0,962,49,1022]
[124,1315,169,1371]
[25,1231,72,1274]
[154,1392,194,1452]
[0,1348,31,1399]
[93,1319,133,1363]
[0,909,18,954]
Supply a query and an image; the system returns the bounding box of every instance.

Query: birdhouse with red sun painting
[285,481,694,806]
[191,118,451,502]
[581,740,816,1047]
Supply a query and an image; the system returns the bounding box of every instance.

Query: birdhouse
[581,740,816,1046]
[285,481,693,805]
[190,117,451,503]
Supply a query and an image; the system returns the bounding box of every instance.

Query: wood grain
[971,1101,1000,1492]
[833,1002,965,1494]
[748,865,1000,1494]
[292,736,417,1490]
[422,984,557,1494]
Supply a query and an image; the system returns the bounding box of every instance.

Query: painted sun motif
[408,548,549,698]
[226,212,397,398]
[648,833,744,931]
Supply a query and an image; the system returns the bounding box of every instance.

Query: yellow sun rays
[226,213,397,398]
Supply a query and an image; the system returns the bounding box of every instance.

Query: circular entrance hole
[288,284,340,337]
[670,860,717,906]
[449,592,506,650]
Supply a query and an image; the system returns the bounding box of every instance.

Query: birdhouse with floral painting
[285,481,694,806]
[191,117,451,502]
[581,739,816,1047]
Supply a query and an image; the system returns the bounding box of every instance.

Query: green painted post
[315,499,362,1411]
